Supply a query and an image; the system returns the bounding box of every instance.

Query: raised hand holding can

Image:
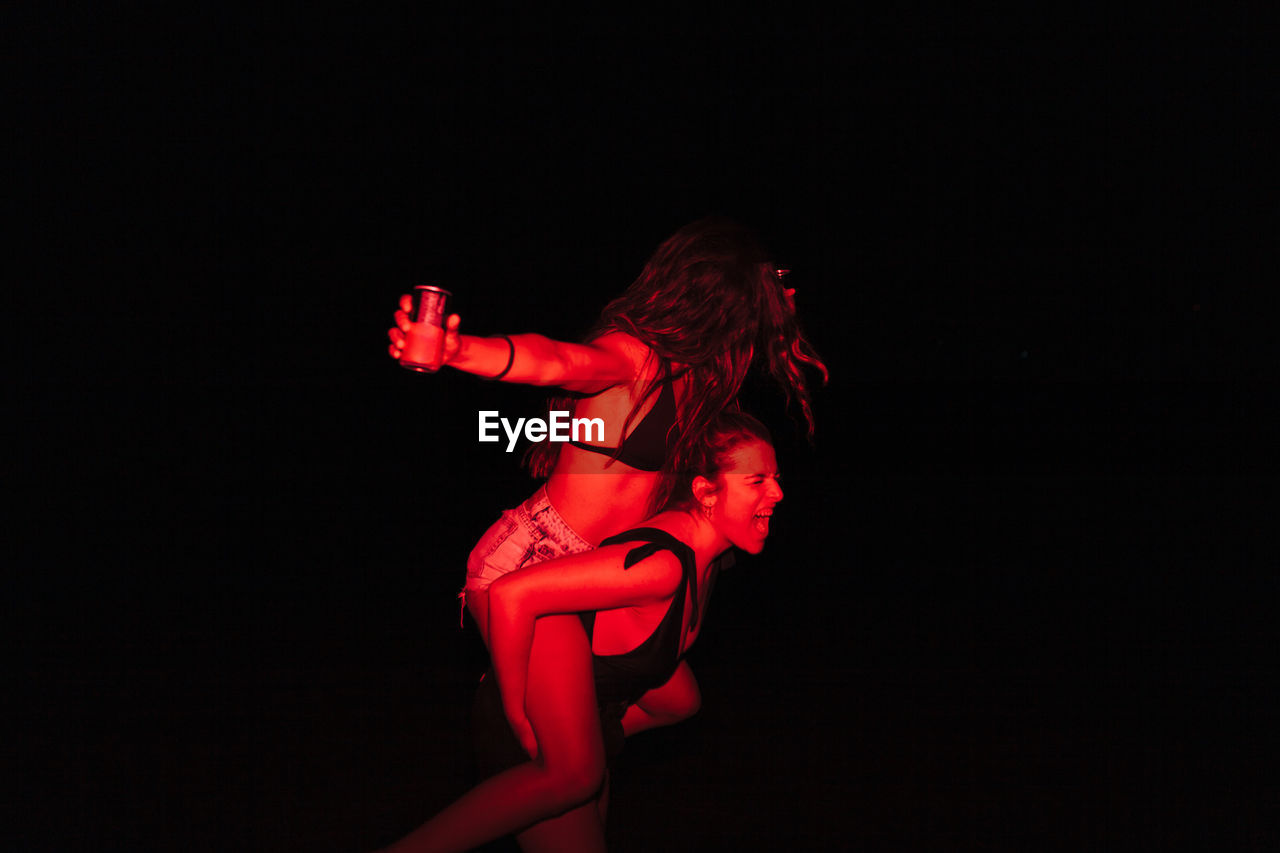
[400,285,452,373]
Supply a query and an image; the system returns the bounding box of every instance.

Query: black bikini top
[580,528,699,707]
[566,373,679,473]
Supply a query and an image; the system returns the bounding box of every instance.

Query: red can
[400,285,452,373]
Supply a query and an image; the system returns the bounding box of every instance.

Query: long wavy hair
[525,217,827,512]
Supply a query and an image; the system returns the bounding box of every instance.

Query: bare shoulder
[593,538,682,587]
[621,547,684,595]
[589,331,652,370]
[564,540,684,602]
[550,329,651,394]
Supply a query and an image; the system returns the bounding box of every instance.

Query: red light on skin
[704,440,783,555]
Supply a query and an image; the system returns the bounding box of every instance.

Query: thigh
[517,615,608,852]
[524,614,605,776]
[464,512,532,643]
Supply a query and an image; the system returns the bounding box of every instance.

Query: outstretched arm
[388,294,643,393]
[622,659,701,736]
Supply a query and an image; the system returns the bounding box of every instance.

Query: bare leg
[514,618,611,852]
[380,616,605,853]
[516,800,605,853]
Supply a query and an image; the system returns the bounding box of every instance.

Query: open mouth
[752,508,773,536]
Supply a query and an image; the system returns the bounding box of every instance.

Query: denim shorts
[463,486,594,600]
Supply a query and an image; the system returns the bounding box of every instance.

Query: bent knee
[540,752,606,805]
[558,763,606,805]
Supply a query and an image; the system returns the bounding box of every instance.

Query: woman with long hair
[385,219,826,850]
[380,413,784,852]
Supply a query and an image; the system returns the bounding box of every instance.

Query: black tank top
[579,528,699,706]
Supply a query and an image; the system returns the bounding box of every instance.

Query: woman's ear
[692,476,718,509]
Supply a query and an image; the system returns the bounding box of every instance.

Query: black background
[13,7,1278,852]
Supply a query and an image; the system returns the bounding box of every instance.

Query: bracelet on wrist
[485,335,515,381]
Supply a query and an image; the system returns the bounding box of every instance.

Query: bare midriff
[544,467,661,546]
[542,363,684,546]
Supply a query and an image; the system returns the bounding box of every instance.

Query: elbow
[656,686,702,725]
[538,339,575,387]
[681,674,702,719]
[677,690,702,722]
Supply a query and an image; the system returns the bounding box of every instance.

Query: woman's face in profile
[709,440,784,554]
